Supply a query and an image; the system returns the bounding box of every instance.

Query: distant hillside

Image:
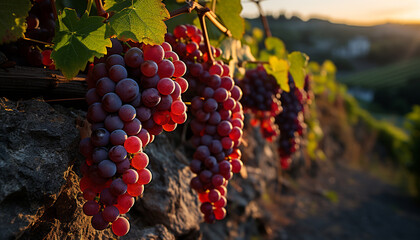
[246,16,420,73]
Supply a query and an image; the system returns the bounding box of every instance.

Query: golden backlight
[241,0,420,26]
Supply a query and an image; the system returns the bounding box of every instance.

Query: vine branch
[211,0,216,13]
[198,9,215,64]
[94,0,108,18]
[22,37,53,46]
[239,60,269,67]
[253,0,272,38]
[51,0,58,21]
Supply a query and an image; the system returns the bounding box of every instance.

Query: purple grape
[210,140,222,154]
[83,200,100,216]
[116,159,130,174]
[213,88,228,102]
[92,63,107,82]
[102,92,122,113]
[199,170,212,183]
[141,75,160,89]
[87,102,107,123]
[124,47,144,68]
[110,178,127,196]
[190,159,202,174]
[156,95,173,111]
[118,104,136,122]
[91,212,109,230]
[91,128,110,147]
[123,118,142,136]
[106,54,125,69]
[100,188,117,205]
[208,112,221,125]
[203,98,218,113]
[96,77,115,96]
[109,65,128,83]
[86,88,100,105]
[110,129,127,146]
[193,145,210,161]
[104,114,124,132]
[136,106,152,122]
[141,60,158,77]
[79,137,93,158]
[92,147,108,164]
[98,160,117,178]
[141,88,161,107]
[115,78,139,103]
[102,205,120,223]
[217,120,232,137]
[109,145,127,163]
[130,93,141,108]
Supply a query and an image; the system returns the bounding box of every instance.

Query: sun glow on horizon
[241,0,420,26]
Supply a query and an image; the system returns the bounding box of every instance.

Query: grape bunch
[26,0,56,43]
[275,74,307,169]
[167,24,245,223]
[79,38,188,236]
[238,65,282,141]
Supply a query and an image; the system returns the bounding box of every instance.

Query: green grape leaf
[105,0,169,45]
[0,0,32,44]
[264,56,290,92]
[288,51,308,89]
[51,8,111,79]
[265,37,286,59]
[56,0,92,17]
[215,0,244,39]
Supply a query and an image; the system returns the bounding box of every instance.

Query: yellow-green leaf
[215,0,244,40]
[264,37,286,59]
[0,0,32,44]
[264,56,290,92]
[252,27,264,43]
[105,0,169,45]
[322,60,337,74]
[288,51,308,89]
[51,8,111,79]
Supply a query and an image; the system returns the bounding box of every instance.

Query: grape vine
[0,0,323,237]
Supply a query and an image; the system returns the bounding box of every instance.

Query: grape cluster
[275,74,307,169]
[79,38,188,236]
[167,24,245,223]
[26,0,56,43]
[238,66,282,141]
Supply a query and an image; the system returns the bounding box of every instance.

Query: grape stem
[51,0,58,20]
[238,60,269,67]
[22,37,53,46]
[122,41,132,49]
[86,0,94,15]
[198,9,215,65]
[168,1,232,37]
[211,0,216,13]
[94,0,108,18]
[252,0,272,38]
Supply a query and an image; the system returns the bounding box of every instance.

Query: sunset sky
[241,0,420,25]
